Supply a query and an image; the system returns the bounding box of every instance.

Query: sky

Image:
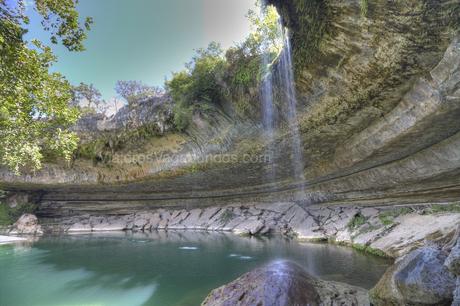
[24,0,256,101]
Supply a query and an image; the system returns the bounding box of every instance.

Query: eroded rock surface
[39,202,459,260]
[201,260,369,306]
[370,228,460,306]
[9,214,43,235]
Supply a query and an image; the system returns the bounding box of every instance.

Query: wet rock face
[9,214,43,235]
[73,95,173,137]
[446,238,460,276]
[202,261,321,306]
[201,260,369,306]
[370,246,456,306]
[40,202,460,260]
[2,0,460,215]
[446,236,460,306]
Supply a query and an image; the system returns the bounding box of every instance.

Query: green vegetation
[277,0,329,71]
[428,203,460,214]
[347,213,367,230]
[172,103,193,132]
[72,83,104,114]
[352,243,389,258]
[166,2,282,126]
[0,191,37,226]
[360,0,369,17]
[75,122,165,164]
[0,0,92,174]
[378,207,413,226]
[166,42,226,129]
[115,80,163,109]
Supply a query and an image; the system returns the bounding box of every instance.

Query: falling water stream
[278,28,307,199]
[260,35,277,181]
[260,6,306,198]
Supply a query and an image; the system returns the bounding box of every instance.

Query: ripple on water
[179,246,199,250]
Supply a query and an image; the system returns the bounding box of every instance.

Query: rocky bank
[1,0,460,304]
[202,260,370,306]
[31,201,457,259]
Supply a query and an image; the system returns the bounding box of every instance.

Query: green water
[0,231,391,306]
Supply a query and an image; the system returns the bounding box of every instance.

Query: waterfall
[259,13,306,199]
[260,4,277,181]
[278,28,306,188]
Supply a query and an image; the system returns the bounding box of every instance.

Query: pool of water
[0,231,392,306]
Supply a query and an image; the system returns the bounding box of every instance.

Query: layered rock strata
[35,202,459,259]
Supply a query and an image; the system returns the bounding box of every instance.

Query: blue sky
[24,0,255,100]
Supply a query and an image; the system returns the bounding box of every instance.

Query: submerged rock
[201,260,369,306]
[370,246,455,306]
[9,214,43,235]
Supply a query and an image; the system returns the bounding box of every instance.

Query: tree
[166,42,225,106]
[107,97,125,116]
[246,2,283,56]
[72,82,105,114]
[0,0,92,174]
[115,80,162,108]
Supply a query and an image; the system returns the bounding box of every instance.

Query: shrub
[166,42,226,109]
[0,201,38,226]
[378,207,413,226]
[347,213,367,230]
[173,103,193,132]
[360,0,369,17]
[165,3,283,120]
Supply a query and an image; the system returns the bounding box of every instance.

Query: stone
[9,214,43,235]
[147,213,162,229]
[201,260,369,306]
[370,246,456,306]
[233,217,265,235]
[0,235,28,244]
[292,215,325,241]
[168,209,190,228]
[91,216,129,231]
[361,207,380,218]
[181,209,203,229]
[158,218,169,229]
[67,222,92,232]
[453,278,460,306]
[158,211,171,229]
[445,238,460,275]
[133,213,149,230]
[370,213,460,258]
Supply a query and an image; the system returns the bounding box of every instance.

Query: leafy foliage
[276,0,328,71]
[0,0,92,174]
[172,102,193,132]
[166,2,283,126]
[166,42,225,107]
[76,122,165,164]
[72,82,106,114]
[115,80,164,108]
[378,207,412,226]
[360,0,369,17]
[347,213,367,230]
[0,191,37,226]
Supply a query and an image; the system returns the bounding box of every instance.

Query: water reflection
[0,232,391,306]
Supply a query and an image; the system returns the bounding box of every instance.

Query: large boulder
[445,235,460,306]
[233,217,265,235]
[370,246,456,305]
[445,237,460,275]
[201,260,369,306]
[9,214,43,235]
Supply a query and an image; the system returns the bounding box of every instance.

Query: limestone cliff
[1,0,460,221]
